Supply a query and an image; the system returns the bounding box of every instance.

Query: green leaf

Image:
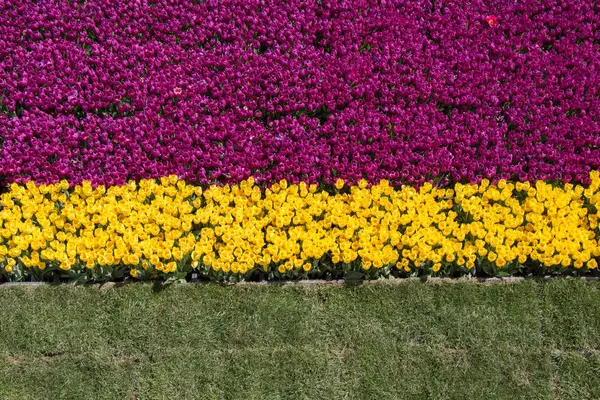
[481,262,496,277]
[345,271,364,283]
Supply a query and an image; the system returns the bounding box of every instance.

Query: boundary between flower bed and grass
[1,275,599,288]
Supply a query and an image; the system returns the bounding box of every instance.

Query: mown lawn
[0,280,598,400]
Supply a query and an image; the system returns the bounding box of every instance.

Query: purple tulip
[0,0,598,188]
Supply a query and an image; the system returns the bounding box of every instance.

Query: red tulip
[486,15,499,27]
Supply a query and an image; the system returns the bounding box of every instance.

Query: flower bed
[1,1,599,187]
[2,173,600,282]
[1,1,600,281]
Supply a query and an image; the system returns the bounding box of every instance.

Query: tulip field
[1,1,600,398]
[1,1,600,283]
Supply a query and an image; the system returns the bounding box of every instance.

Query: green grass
[0,280,598,399]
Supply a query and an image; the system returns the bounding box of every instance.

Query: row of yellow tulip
[1,173,600,281]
